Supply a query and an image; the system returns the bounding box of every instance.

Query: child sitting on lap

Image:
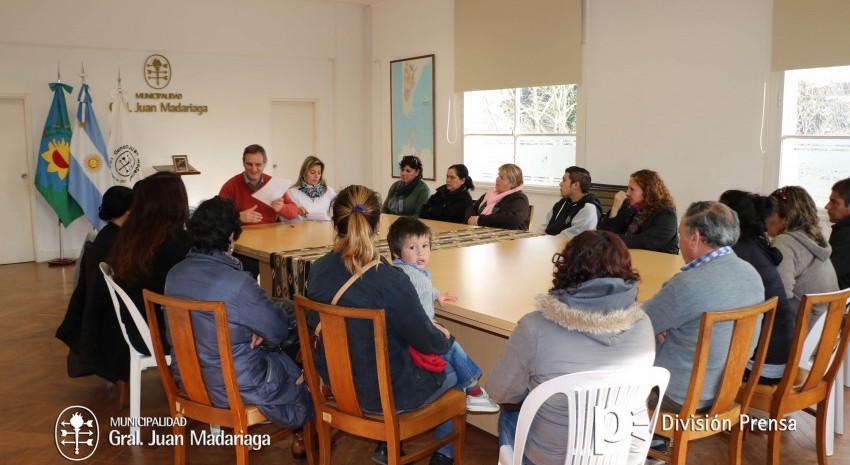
[387,217,499,413]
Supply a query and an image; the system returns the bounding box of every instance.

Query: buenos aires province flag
[69,83,112,229]
[34,82,84,227]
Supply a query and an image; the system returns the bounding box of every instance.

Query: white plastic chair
[498,367,670,465]
[99,262,171,436]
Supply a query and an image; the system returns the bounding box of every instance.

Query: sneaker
[429,452,454,465]
[466,388,500,413]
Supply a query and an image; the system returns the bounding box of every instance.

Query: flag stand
[47,218,76,267]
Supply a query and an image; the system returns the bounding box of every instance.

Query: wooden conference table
[235,215,682,433]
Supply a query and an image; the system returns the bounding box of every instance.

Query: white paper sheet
[250,177,291,207]
[305,211,331,222]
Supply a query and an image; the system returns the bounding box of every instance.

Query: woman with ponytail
[766,186,838,327]
[306,185,460,465]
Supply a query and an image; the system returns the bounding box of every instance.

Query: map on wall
[390,55,435,180]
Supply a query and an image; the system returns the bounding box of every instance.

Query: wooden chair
[499,367,670,465]
[142,290,295,465]
[99,262,171,436]
[648,297,777,465]
[746,288,850,465]
[526,204,534,232]
[293,295,467,465]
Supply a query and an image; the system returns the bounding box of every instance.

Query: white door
[0,97,35,264]
[270,100,316,184]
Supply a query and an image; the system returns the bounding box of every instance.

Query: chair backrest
[679,297,777,418]
[510,367,671,465]
[777,288,850,400]
[293,295,395,420]
[99,262,155,357]
[142,290,251,432]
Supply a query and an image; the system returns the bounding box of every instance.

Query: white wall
[371,0,775,226]
[0,0,367,261]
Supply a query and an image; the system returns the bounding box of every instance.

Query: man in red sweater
[219,144,298,224]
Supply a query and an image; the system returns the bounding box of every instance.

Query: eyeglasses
[552,252,565,264]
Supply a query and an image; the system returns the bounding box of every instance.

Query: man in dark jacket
[826,177,850,289]
[543,166,603,238]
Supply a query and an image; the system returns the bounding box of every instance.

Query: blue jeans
[498,410,527,464]
[388,363,461,458]
[441,341,482,389]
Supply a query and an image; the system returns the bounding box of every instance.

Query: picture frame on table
[390,54,435,180]
[172,155,190,173]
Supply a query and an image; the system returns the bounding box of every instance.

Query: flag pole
[46,64,77,267]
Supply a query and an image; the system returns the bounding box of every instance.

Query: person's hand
[467,216,479,226]
[436,292,458,308]
[250,333,264,349]
[656,331,668,345]
[297,206,309,217]
[433,321,451,339]
[270,198,284,213]
[610,191,628,217]
[240,205,262,223]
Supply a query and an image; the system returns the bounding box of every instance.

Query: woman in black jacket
[420,164,474,224]
[720,189,793,384]
[598,169,679,254]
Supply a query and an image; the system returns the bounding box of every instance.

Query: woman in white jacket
[488,230,655,465]
[288,155,336,221]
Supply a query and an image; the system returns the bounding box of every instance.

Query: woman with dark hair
[488,231,655,465]
[420,164,475,224]
[107,172,190,353]
[164,196,312,457]
[288,155,336,220]
[383,155,431,216]
[767,186,838,326]
[598,169,679,254]
[57,185,136,382]
[307,185,458,465]
[466,163,531,230]
[719,190,793,384]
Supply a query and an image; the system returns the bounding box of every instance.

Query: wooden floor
[2,261,848,464]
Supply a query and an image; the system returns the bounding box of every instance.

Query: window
[463,85,577,188]
[779,66,850,207]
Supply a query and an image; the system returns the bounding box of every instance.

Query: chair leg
[835,369,844,435]
[130,356,142,437]
[235,444,250,465]
[303,421,318,465]
[317,422,333,465]
[670,432,687,465]
[387,438,402,465]
[729,425,744,465]
[766,420,782,465]
[817,398,830,465]
[173,423,186,465]
[453,413,466,464]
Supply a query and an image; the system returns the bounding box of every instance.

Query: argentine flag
[69,83,112,230]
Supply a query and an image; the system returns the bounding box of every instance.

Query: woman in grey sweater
[487,231,655,465]
[767,186,839,327]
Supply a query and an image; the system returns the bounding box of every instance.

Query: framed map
[390,54,435,180]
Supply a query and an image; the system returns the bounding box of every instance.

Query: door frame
[0,93,38,263]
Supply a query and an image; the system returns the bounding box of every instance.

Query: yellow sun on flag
[41,140,72,180]
[85,154,103,172]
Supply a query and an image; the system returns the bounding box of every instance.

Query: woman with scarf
[383,155,431,216]
[466,163,530,230]
[420,164,475,224]
[488,231,655,465]
[598,169,679,254]
[288,155,336,221]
